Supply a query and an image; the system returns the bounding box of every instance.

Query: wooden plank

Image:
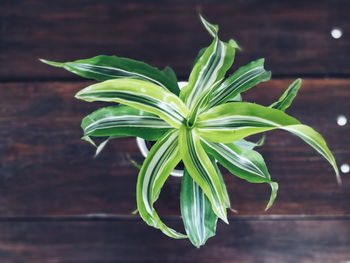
[1,0,350,79]
[0,218,349,262]
[0,78,349,217]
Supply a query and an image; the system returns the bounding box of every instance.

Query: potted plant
[41,15,339,247]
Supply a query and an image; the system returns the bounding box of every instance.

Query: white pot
[136,81,188,177]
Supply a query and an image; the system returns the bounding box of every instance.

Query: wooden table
[1,1,349,262]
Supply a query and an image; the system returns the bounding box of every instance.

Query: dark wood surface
[1,0,350,262]
[0,218,349,263]
[1,0,350,80]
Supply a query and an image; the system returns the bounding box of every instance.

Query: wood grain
[0,79,349,217]
[1,0,350,80]
[0,218,349,262]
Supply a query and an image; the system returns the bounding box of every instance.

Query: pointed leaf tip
[228,39,241,50]
[336,168,342,185]
[270,78,302,111]
[180,168,219,248]
[205,59,271,108]
[81,136,97,147]
[179,128,229,223]
[264,182,279,211]
[222,216,229,224]
[229,207,238,214]
[39,59,64,67]
[199,14,219,37]
[94,138,110,158]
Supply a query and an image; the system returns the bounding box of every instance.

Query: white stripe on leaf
[202,140,278,210]
[208,59,271,108]
[76,79,189,128]
[136,130,186,239]
[178,127,229,223]
[198,103,339,183]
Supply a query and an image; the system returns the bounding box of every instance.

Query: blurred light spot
[331,28,342,39]
[337,115,347,126]
[340,163,350,174]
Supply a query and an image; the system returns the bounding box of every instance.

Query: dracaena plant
[41,15,339,247]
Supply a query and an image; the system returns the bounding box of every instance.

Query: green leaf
[207,59,271,108]
[270,78,302,111]
[81,105,170,141]
[198,102,339,182]
[94,137,111,157]
[75,78,189,128]
[233,139,257,150]
[180,16,239,108]
[187,78,223,126]
[199,15,219,37]
[212,156,231,209]
[180,165,218,248]
[136,130,186,239]
[40,55,180,95]
[81,135,97,147]
[193,47,207,65]
[197,102,300,142]
[228,93,243,102]
[282,124,340,184]
[178,126,229,223]
[234,135,266,150]
[161,66,179,94]
[203,140,278,210]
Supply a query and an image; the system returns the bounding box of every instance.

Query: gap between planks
[0,214,349,222]
[2,74,350,83]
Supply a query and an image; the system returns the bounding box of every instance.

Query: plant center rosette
[41,15,339,247]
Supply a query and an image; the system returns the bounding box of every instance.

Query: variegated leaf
[193,47,208,65]
[180,161,219,248]
[81,105,170,141]
[161,66,179,93]
[180,16,239,108]
[75,78,189,128]
[178,126,229,222]
[270,78,302,111]
[198,103,339,182]
[40,55,180,95]
[283,124,340,183]
[197,102,300,142]
[199,14,219,37]
[233,135,265,150]
[136,130,186,239]
[207,59,271,108]
[203,140,278,210]
[186,78,223,126]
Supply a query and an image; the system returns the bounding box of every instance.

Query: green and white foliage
[42,15,339,247]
